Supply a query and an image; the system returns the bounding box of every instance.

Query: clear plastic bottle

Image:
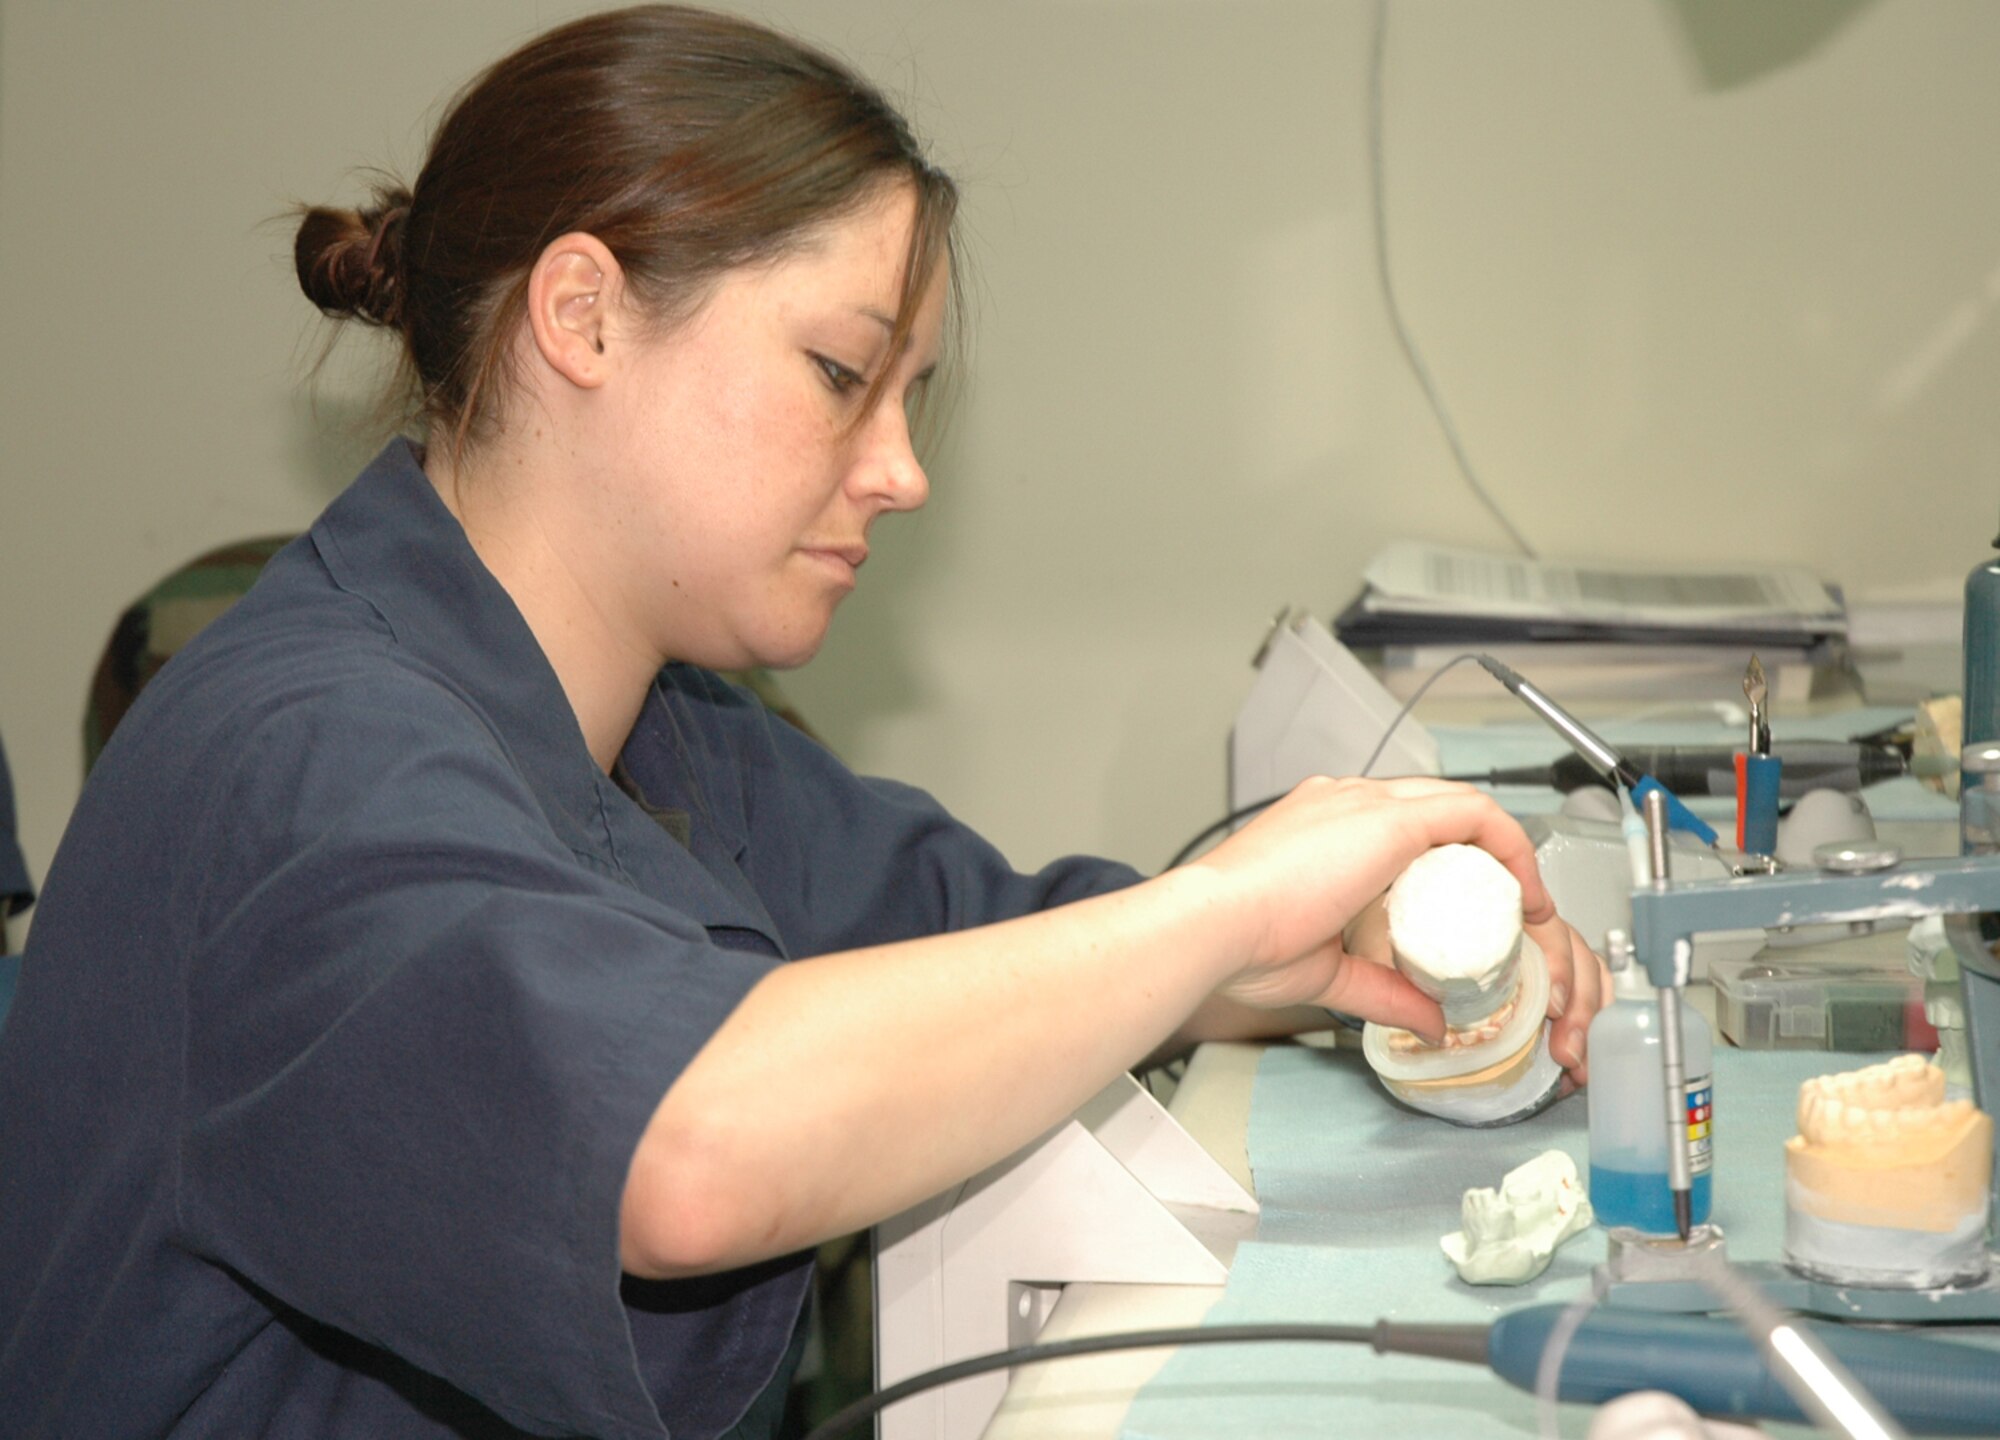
[1587,930,1713,1234]
[1962,516,2000,755]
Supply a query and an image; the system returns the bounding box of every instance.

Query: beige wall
[3,1,1997,925]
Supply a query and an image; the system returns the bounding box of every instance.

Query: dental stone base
[1782,1054,1993,1289]
[1376,1027,1566,1128]
[1783,1203,1989,1290]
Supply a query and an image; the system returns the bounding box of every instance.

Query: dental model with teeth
[1784,1054,1993,1288]
[1363,845,1565,1127]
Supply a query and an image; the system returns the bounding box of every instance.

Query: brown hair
[295,4,959,454]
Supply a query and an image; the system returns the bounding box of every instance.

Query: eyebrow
[856,304,939,380]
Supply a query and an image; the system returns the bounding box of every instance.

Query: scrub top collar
[308,438,613,845]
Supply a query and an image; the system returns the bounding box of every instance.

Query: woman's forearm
[620,864,1242,1277]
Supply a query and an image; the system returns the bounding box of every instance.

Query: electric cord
[1356,651,1481,777]
[1367,0,1537,559]
[1534,1265,1609,1439]
[1164,651,1483,870]
[1688,1249,1907,1440]
[798,1320,1447,1440]
[1163,795,1283,870]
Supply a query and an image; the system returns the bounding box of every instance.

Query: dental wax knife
[1736,654,1782,857]
[1476,656,1719,846]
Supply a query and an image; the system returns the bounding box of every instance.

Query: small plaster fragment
[1440,1149,1593,1285]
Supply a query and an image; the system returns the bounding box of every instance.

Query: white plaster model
[1440,1149,1594,1285]
[1783,1054,1993,1288]
[1364,844,1561,1127]
[1362,934,1564,1126]
[1385,843,1523,1028]
[1773,787,1874,870]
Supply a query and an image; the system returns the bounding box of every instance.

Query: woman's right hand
[1182,775,1563,1042]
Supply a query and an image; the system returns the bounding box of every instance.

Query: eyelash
[812,353,866,397]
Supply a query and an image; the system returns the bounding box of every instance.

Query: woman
[0,7,1601,1438]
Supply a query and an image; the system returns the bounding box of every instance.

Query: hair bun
[295,190,412,326]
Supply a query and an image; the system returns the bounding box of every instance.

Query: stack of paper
[1337,542,1848,702]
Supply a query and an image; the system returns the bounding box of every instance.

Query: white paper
[1361,542,1845,635]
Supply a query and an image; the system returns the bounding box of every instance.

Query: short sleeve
[623,669,1145,959]
[175,670,771,1439]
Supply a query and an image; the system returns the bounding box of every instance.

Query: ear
[525,232,620,389]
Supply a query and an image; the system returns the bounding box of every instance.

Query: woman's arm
[619,775,1597,1278]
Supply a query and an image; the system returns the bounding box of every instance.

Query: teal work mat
[1118,1043,1870,1439]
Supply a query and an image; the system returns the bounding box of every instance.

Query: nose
[851,400,929,513]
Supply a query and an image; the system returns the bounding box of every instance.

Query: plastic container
[1962,520,2000,755]
[1958,743,2000,858]
[1709,956,1934,1053]
[1587,932,1713,1235]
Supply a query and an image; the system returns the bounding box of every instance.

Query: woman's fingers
[1311,948,1445,1044]
[1342,895,1391,967]
[1531,918,1608,1085]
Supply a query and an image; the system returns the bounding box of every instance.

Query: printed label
[1685,1076,1713,1176]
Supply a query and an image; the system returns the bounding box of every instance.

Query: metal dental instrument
[1476,655,1719,845]
[1744,654,1769,755]
[1736,654,1782,856]
[1643,787,1695,1240]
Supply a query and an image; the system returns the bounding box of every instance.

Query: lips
[800,542,868,571]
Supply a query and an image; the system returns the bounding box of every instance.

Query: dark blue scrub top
[0,440,1139,1439]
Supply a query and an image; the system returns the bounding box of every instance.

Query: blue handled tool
[1737,753,1783,854]
[1735,655,1783,855]
[1474,1303,1997,1434]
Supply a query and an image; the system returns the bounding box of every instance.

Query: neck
[423,439,658,772]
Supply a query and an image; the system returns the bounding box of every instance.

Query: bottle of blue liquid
[1587,930,1713,1234]
[1964,514,2000,757]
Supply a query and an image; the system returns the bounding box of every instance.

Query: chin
[746,621,832,672]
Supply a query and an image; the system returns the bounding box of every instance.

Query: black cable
[1163,794,1283,869]
[799,1321,1386,1440]
[1355,652,1482,777]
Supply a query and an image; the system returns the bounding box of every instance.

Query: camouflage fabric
[81,533,863,1426]
[1,731,30,921]
[84,537,298,774]
[84,536,822,771]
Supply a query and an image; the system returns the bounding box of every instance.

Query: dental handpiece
[1476,656,1719,846]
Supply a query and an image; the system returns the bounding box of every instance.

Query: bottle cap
[1963,743,2000,778]
[1604,927,1654,1001]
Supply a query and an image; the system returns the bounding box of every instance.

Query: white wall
[4,1,1997,924]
